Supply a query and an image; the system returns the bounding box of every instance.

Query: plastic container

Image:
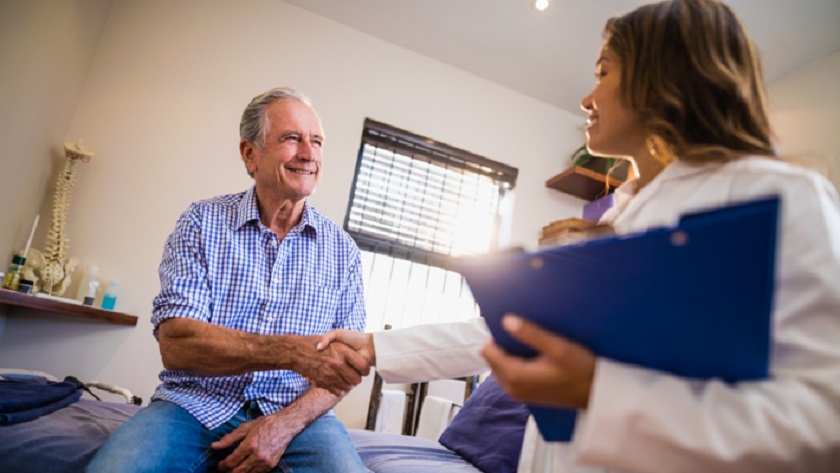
[75,265,100,302]
[17,279,34,294]
[2,255,26,291]
[82,278,100,306]
[101,279,119,310]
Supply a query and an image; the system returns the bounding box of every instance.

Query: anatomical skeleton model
[23,141,93,295]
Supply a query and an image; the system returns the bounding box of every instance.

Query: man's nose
[297,140,315,160]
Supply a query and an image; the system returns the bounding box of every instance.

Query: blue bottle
[101,279,119,310]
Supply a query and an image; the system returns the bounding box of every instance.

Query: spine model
[37,141,93,295]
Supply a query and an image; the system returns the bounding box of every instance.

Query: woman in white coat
[319,0,840,471]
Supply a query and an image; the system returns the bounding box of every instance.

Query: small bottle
[75,265,100,302]
[83,279,99,306]
[17,278,34,294]
[2,255,26,291]
[101,279,119,310]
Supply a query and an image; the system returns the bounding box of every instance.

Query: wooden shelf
[546,165,624,201]
[0,289,138,326]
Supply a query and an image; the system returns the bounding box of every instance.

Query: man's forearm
[158,318,311,376]
[158,318,369,395]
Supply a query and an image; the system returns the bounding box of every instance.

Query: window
[345,119,518,330]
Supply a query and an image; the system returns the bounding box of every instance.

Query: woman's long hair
[605,0,777,162]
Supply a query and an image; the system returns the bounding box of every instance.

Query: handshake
[303,317,598,410]
[295,330,375,396]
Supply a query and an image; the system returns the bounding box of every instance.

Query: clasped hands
[311,316,596,410]
[296,331,375,396]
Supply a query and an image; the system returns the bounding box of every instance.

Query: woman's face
[580,45,647,159]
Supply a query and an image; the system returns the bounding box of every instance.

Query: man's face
[241,100,324,202]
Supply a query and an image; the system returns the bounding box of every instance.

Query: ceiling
[283,0,840,115]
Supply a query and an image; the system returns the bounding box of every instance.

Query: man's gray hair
[239,86,320,149]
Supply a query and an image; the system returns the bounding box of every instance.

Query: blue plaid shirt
[150,186,366,429]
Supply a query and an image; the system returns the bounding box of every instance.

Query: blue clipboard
[455,197,778,441]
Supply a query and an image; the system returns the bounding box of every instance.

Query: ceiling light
[534,0,549,12]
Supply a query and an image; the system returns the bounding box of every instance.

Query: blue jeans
[87,400,366,473]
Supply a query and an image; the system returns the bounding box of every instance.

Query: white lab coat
[373,156,840,472]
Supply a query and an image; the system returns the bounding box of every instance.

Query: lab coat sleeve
[572,168,840,472]
[373,318,491,384]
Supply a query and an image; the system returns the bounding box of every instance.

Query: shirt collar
[235,186,320,238]
[296,200,320,238]
[599,159,721,226]
[235,186,262,230]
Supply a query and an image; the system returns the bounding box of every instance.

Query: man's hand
[211,413,292,473]
[293,335,371,395]
[481,314,596,409]
[316,330,376,366]
[211,387,341,473]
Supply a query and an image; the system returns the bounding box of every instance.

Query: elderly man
[88,87,371,473]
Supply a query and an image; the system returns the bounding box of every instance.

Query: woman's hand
[541,218,614,246]
[316,329,376,366]
[481,314,597,409]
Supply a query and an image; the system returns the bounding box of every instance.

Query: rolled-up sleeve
[151,204,212,339]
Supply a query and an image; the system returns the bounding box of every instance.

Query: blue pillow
[438,375,530,473]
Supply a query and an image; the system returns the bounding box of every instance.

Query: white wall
[0,0,113,271]
[0,0,586,427]
[0,0,114,387]
[768,50,840,191]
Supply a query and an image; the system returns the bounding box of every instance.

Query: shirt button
[270,239,277,247]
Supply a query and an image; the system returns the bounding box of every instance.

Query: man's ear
[240,139,256,173]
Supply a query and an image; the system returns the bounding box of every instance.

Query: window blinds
[345,119,518,268]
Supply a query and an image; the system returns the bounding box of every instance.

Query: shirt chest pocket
[278,284,341,335]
